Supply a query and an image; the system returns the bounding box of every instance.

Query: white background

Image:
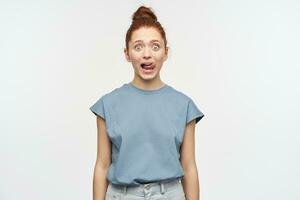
[1,0,299,199]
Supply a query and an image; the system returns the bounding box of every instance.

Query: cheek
[130,53,141,62]
[153,50,166,59]
[154,54,166,62]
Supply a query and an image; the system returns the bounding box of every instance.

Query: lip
[140,62,155,69]
[140,62,155,73]
[140,62,154,67]
[141,61,153,65]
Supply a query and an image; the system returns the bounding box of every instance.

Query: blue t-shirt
[90,82,204,186]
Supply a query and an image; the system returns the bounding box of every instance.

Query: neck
[131,76,165,90]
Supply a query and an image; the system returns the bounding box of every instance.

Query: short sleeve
[186,98,204,125]
[89,97,105,119]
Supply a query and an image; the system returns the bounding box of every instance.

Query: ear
[163,46,168,61]
[124,48,131,62]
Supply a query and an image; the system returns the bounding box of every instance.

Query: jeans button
[144,184,150,189]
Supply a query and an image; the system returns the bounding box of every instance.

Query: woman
[90,5,204,200]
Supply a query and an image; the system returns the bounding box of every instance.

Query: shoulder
[90,83,126,118]
[167,84,192,103]
[96,83,126,102]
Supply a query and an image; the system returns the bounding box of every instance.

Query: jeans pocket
[105,191,121,200]
[165,184,186,200]
[105,185,121,200]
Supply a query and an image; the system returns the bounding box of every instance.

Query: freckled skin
[124,27,168,89]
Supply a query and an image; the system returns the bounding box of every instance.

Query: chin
[140,74,156,80]
[138,72,158,80]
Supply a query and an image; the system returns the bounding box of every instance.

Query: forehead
[130,27,163,43]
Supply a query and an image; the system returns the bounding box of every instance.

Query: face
[124,27,168,81]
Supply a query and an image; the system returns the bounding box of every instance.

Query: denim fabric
[105,177,186,200]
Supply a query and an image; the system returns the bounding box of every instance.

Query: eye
[134,44,142,51]
[152,43,160,51]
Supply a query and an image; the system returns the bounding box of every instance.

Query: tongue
[143,63,153,69]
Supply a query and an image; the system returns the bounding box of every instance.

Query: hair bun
[125,5,167,50]
[132,6,157,22]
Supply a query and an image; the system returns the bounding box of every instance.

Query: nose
[143,47,152,59]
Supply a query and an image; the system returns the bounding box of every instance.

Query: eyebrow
[133,40,161,44]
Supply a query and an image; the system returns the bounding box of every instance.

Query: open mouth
[140,62,155,70]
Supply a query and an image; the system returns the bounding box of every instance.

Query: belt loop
[160,182,165,194]
[123,185,127,195]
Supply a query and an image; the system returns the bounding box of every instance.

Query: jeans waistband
[108,177,182,197]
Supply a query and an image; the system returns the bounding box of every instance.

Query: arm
[93,116,112,200]
[180,119,200,200]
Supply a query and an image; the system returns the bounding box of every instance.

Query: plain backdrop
[1,0,299,200]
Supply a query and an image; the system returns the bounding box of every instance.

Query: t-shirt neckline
[127,82,170,95]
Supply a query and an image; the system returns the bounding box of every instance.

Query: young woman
[90,5,204,200]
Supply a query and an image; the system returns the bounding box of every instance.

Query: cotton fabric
[90,82,204,186]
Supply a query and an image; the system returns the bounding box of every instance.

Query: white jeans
[105,178,186,200]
